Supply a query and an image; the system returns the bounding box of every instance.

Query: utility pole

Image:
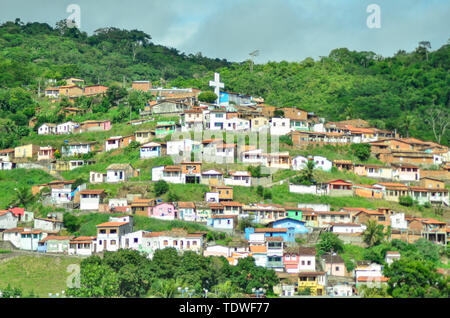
[249,50,259,73]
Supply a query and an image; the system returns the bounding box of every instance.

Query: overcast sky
[0,0,449,63]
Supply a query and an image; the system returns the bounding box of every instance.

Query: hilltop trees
[198,91,218,104]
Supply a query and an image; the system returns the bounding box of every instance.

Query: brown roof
[254,228,287,233]
[40,235,74,242]
[284,246,316,255]
[164,165,181,172]
[96,222,128,227]
[80,189,105,195]
[211,215,236,219]
[177,202,195,209]
[221,201,243,207]
[266,237,284,242]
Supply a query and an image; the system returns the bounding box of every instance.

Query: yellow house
[250,117,269,131]
[297,272,327,296]
[14,144,40,159]
[55,160,71,172]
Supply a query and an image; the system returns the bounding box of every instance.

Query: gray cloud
[0,0,448,63]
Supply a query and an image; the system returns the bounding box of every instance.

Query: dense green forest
[172,44,450,146]
[0,19,448,147]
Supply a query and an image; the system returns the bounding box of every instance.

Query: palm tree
[362,219,385,247]
[302,159,316,184]
[12,187,35,208]
[400,113,417,138]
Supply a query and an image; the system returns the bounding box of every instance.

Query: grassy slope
[0,169,55,209]
[0,255,81,297]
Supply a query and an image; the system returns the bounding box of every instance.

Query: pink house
[151,203,177,220]
[284,246,316,273]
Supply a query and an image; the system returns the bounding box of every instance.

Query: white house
[298,247,316,272]
[108,198,128,209]
[33,217,64,232]
[56,121,78,135]
[90,171,106,184]
[79,189,105,211]
[385,251,401,265]
[313,156,332,172]
[355,262,384,281]
[151,165,184,184]
[270,118,292,136]
[207,215,236,230]
[330,223,366,234]
[141,229,204,258]
[177,202,196,221]
[106,163,135,183]
[205,192,220,203]
[389,213,408,230]
[167,139,196,156]
[50,181,74,204]
[292,155,308,171]
[96,216,133,253]
[38,123,56,135]
[0,161,15,170]
[68,236,97,256]
[18,228,48,251]
[62,141,96,157]
[224,117,250,131]
[0,211,18,230]
[224,171,252,187]
[289,184,326,195]
[2,227,23,248]
[209,110,227,130]
[121,230,149,250]
[213,144,235,164]
[240,149,265,165]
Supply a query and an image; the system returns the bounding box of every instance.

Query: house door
[125,238,129,248]
[104,240,107,250]
[120,171,123,180]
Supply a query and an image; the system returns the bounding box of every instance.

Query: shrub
[399,196,413,207]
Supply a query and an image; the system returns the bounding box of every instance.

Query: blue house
[140,142,163,159]
[268,217,309,234]
[245,227,295,242]
[207,215,237,230]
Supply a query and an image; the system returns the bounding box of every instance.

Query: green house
[284,206,303,221]
[155,121,176,136]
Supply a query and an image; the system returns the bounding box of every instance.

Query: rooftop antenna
[249,50,259,72]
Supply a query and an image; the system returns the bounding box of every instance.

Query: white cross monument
[209,72,224,106]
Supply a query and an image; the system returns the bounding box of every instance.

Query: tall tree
[424,107,449,144]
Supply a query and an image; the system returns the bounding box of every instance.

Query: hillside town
[0,72,448,298]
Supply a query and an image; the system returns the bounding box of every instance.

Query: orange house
[83,85,108,97]
[353,184,383,199]
[59,85,83,98]
[181,161,202,175]
[211,186,233,201]
[132,81,152,92]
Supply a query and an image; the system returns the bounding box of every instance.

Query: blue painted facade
[245,227,296,242]
[140,145,161,159]
[270,218,309,234]
[207,217,235,230]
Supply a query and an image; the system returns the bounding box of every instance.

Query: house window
[307,261,311,265]
[164,240,168,246]
[110,240,116,245]
[134,238,138,243]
